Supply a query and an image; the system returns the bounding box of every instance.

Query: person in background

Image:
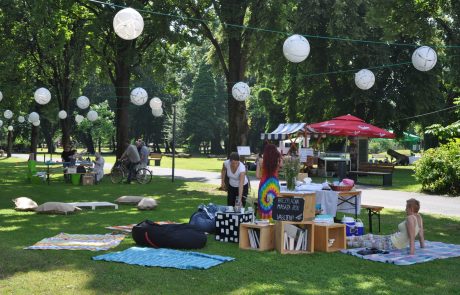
[120,140,140,184]
[61,145,75,168]
[137,140,150,168]
[349,198,425,255]
[221,152,249,207]
[256,143,282,220]
[93,152,105,184]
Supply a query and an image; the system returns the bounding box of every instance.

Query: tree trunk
[6,131,13,157]
[61,118,71,148]
[164,140,171,153]
[98,137,102,153]
[114,45,131,159]
[30,126,39,156]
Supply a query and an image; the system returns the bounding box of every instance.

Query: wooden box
[82,175,94,186]
[239,223,275,251]
[278,192,316,221]
[275,221,314,254]
[215,212,253,243]
[314,223,346,252]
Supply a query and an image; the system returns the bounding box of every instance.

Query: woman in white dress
[93,153,105,184]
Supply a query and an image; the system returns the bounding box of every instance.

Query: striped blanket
[26,233,125,251]
[341,241,460,265]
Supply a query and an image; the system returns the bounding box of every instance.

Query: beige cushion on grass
[115,196,144,205]
[13,197,38,211]
[35,202,81,215]
[137,197,158,210]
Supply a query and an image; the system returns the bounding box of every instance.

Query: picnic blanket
[26,233,125,251]
[105,221,177,233]
[341,241,460,265]
[92,247,235,270]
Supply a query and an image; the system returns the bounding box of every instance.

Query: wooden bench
[348,163,395,186]
[149,153,162,166]
[361,204,384,233]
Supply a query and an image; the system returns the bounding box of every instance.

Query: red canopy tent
[306,114,395,139]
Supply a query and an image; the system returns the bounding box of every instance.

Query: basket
[330,185,353,191]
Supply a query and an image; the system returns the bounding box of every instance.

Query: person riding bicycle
[120,140,140,184]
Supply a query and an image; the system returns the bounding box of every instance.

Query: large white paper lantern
[130,87,148,106]
[283,34,311,63]
[149,97,162,109]
[113,8,144,40]
[18,116,25,123]
[76,96,90,109]
[75,114,84,124]
[34,87,51,105]
[0,91,3,102]
[152,107,163,117]
[28,112,40,123]
[412,46,437,72]
[87,110,98,121]
[8,125,13,131]
[32,120,40,127]
[4,110,13,119]
[0,120,3,127]
[355,69,375,90]
[232,82,251,101]
[58,110,67,119]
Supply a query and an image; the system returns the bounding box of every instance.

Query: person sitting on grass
[350,198,425,255]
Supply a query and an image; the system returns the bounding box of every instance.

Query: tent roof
[260,123,306,140]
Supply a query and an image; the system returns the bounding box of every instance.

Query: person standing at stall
[220,152,249,207]
[256,143,282,220]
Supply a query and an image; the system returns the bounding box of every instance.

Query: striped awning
[260,123,306,140]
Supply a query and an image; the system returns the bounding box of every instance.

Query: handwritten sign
[237,146,251,156]
[272,197,304,221]
[299,148,313,163]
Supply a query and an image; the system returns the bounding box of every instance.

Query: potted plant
[283,156,301,190]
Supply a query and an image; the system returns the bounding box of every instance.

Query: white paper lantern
[28,112,40,123]
[232,82,251,101]
[355,69,375,90]
[149,97,162,109]
[412,46,437,72]
[75,114,84,124]
[8,125,13,131]
[34,87,52,105]
[58,110,67,119]
[32,120,40,127]
[152,107,163,117]
[4,110,13,119]
[76,96,90,109]
[283,34,311,63]
[0,91,3,102]
[0,120,3,127]
[18,116,25,123]
[113,8,144,40]
[87,110,98,121]
[130,87,148,106]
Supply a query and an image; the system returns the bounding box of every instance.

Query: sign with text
[299,148,313,163]
[272,197,304,221]
[237,146,251,156]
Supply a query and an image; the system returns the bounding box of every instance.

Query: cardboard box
[82,175,94,186]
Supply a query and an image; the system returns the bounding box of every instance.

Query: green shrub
[414,141,460,195]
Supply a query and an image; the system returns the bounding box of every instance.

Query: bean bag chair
[115,196,144,205]
[132,220,207,249]
[137,197,158,210]
[189,210,215,234]
[13,197,38,211]
[35,202,81,215]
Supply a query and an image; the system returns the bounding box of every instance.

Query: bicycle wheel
[136,168,152,184]
[111,167,125,184]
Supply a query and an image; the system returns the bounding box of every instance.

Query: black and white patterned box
[215,212,253,243]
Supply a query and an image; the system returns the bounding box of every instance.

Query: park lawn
[1,159,459,294]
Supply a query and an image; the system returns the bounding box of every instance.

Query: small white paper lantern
[130,87,148,106]
[8,125,13,131]
[34,87,51,105]
[113,8,144,40]
[75,114,84,124]
[355,69,375,90]
[283,34,311,63]
[0,91,3,102]
[412,46,437,72]
[4,110,13,119]
[232,82,251,101]
[28,112,40,123]
[18,116,25,123]
[32,120,40,127]
[0,120,3,127]
[76,96,90,109]
[58,110,67,119]
[87,110,98,121]
[149,97,162,109]
[152,107,163,117]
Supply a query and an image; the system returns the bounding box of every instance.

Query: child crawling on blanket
[349,198,425,255]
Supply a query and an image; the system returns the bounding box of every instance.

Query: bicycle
[110,160,152,184]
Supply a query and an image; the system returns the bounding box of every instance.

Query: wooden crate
[278,192,315,221]
[82,175,94,186]
[239,223,275,251]
[275,221,314,254]
[313,223,346,252]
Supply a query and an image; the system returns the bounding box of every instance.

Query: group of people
[60,145,105,183]
[220,143,425,255]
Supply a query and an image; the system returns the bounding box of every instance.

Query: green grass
[1,158,460,294]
